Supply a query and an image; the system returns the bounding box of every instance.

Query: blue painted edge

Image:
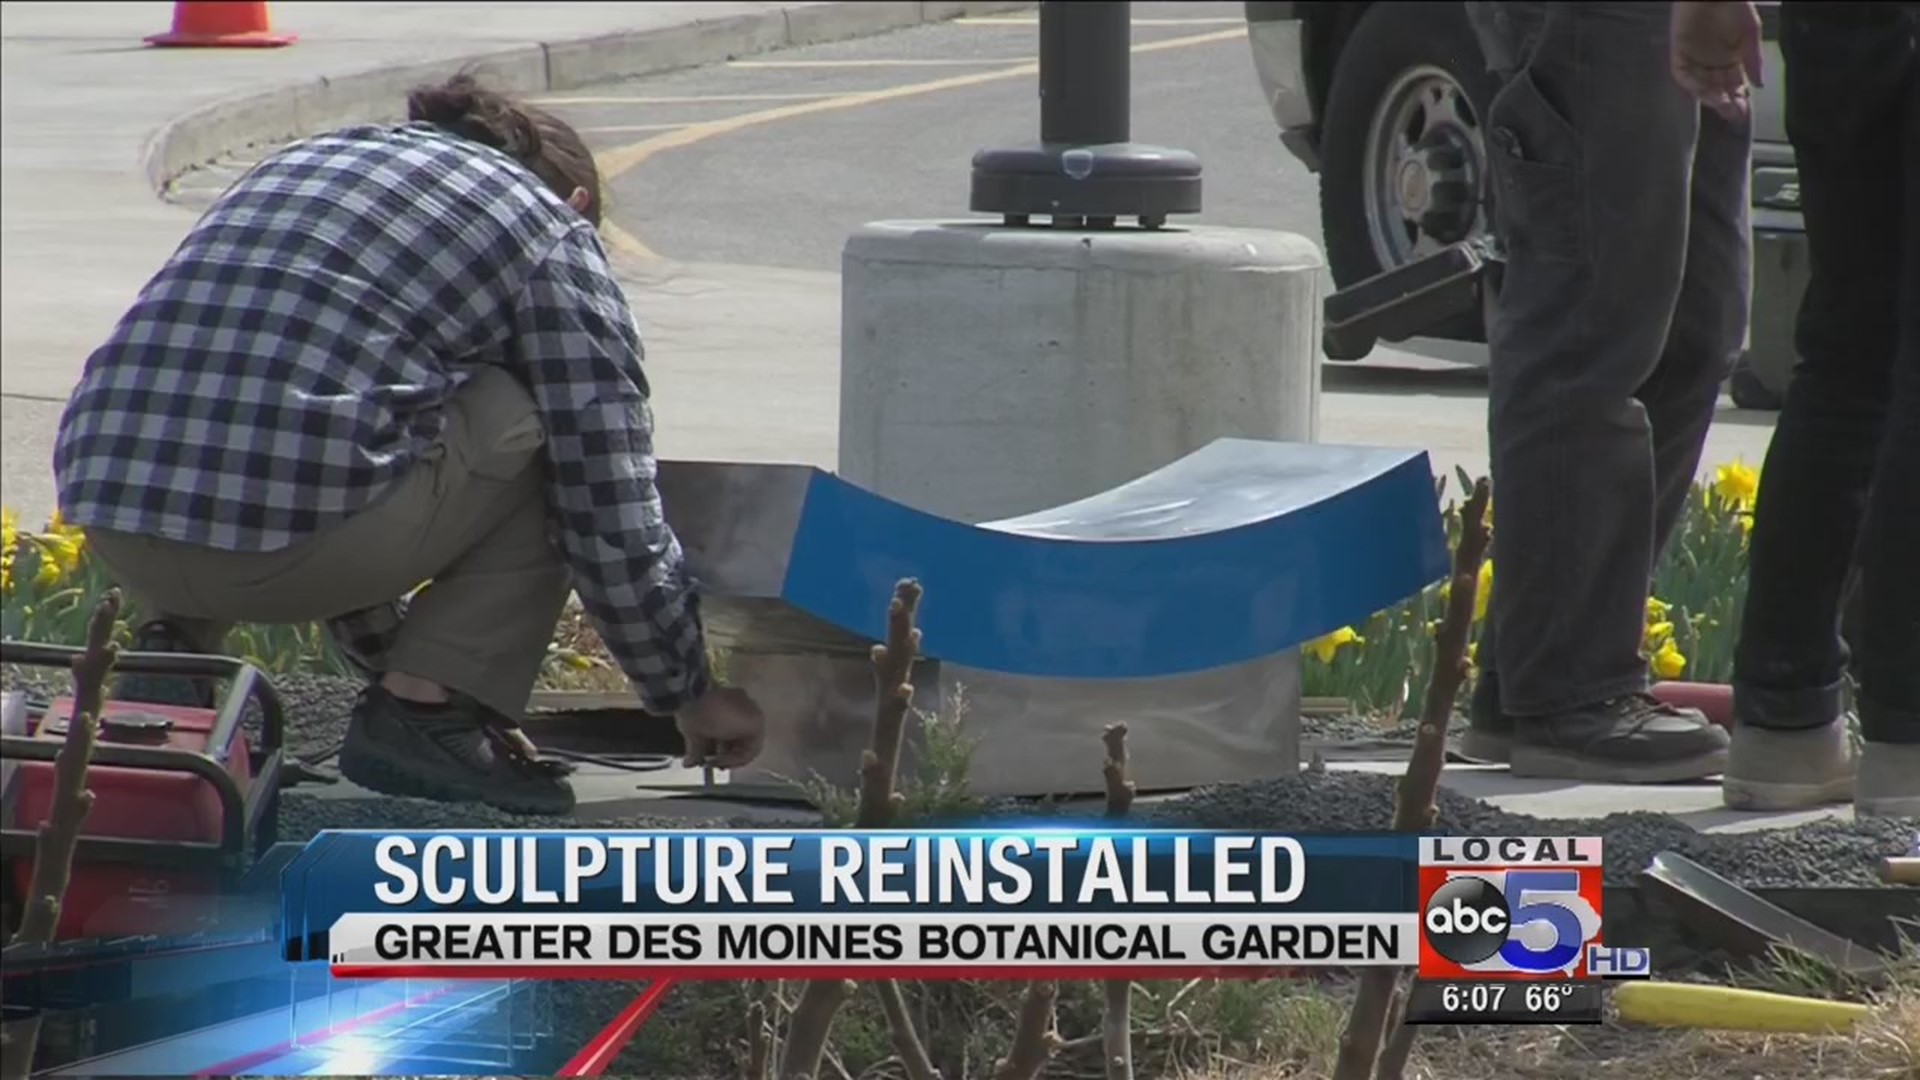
[778,453,1450,680]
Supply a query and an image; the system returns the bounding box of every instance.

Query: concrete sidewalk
[0,0,1024,527]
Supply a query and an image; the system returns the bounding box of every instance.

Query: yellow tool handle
[1881,857,1920,886]
[1613,981,1870,1035]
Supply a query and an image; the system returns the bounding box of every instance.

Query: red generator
[0,641,286,940]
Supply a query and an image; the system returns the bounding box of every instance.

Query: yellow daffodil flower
[1651,639,1687,680]
[1644,620,1675,651]
[43,508,86,545]
[0,507,16,594]
[34,550,63,589]
[1646,596,1671,622]
[1305,626,1365,664]
[29,528,84,588]
[1474,559,1493,623]
[1713,459,1759,510]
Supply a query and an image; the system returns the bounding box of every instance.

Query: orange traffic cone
[145,2,296,48]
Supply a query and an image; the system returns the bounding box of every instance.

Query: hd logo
[1415,837,1620,981]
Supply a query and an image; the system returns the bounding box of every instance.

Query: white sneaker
[1721,718,1857,811]
[1856,741,1920,818]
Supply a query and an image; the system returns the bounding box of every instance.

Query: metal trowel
[1640,851,1903,987]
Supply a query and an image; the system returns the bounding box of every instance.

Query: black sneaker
[1455,670,1514,764]
[337,685,576,815]
[1510,692,1730,783]
[113,620,218,709]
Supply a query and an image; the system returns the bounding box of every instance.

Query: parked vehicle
[1244,1,1807,409]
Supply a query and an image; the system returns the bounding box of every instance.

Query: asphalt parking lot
[521,2,1778,483]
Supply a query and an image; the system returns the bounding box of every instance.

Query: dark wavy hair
[406,74,602,226]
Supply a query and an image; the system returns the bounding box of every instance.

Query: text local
[371,835,1309,907]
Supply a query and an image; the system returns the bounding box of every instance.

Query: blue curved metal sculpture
[658,439,1449,680]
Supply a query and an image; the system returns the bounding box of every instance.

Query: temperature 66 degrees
[1526,984,1574,1013]
[1404,980,1603,1025]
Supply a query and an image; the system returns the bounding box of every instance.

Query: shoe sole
[1455,729,1513,765]
[1722,774,1855,812]
[1857,794,1920,818]
[1509,745,1729,784]
[339,736,575,816]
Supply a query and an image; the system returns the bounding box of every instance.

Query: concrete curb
[141,0,1035,196]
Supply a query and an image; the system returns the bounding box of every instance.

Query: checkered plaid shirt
[53,122,710,713]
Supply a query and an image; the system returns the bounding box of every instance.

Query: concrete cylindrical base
[841,220,1322,522]
[833,220,1324,797]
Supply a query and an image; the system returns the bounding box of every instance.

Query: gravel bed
[14,668,1914,890]
[1301,711,1421,744]
[275,775,1918,891]
[277,792,786,838]
[281,761,1916,897]
[6,665,359,762]
[1146,772,1919,887]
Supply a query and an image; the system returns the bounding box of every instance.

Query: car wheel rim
[1361,65,1490,269]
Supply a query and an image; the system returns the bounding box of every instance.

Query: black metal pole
[1039,2,1129,146]
[968,0,1200,228]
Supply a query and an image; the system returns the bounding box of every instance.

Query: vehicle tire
[1318,2,1502,346]
[1728,354,1785,411]
[1738,335,1795,411]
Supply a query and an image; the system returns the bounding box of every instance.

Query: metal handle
[0,735,253,870]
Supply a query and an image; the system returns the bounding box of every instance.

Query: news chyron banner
[279,828,1422,980]
[277,828,1637,1023]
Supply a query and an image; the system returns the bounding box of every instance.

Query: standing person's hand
[1670,1,1765,121]
[675,685,767,770]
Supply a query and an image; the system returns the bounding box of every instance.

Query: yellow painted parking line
[955,16,1247,26]
[579,123,691,134]
[602,220,655,263]
[530,93,841,106]
[595,25,1248,262]
[727,58,1030,68]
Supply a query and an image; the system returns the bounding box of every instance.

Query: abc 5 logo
[1418,869,1602,978]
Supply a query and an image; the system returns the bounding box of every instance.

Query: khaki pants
[89,367,570,717]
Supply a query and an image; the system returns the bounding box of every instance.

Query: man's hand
[675,685,767,770]
[1671,1,1765,122]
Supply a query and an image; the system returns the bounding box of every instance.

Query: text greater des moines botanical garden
[271,830,1624,980]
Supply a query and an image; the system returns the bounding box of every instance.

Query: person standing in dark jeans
[1456,2,1741,782]
[1672,1,1919,816]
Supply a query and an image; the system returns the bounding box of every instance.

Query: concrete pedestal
[831,220,1325,797]
[841,221,1322,521]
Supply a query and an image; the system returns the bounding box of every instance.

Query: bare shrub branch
[1332,480,1490,1080]
[3,590,121,1080]
[993,981,1060,1080]
[779,581,923,1080]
